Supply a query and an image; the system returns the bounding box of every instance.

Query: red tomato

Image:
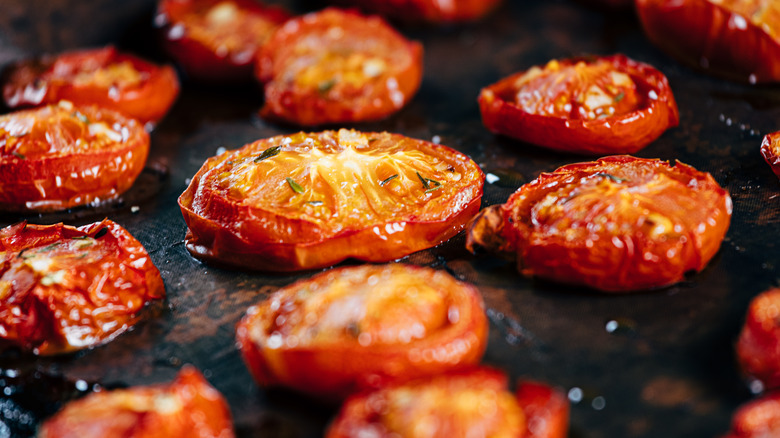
[466,155,732,292]
[37,366,234,438]
[0,219,164,355]
[334,0,502,22]
[0,101,150,212]
[2,46,180,124]
[516,381,570,438]
[326,368,525,437]
[155,0,290,82]
[635,0,780,83]
[179,129,484,272]
[761,131,780,179]
[724,391,780,438]
[236,264,488,400]
[478,55,679,155]
[255,8,423,126]
[737,288,780,389]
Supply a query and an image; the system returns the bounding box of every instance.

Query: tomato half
[236,264,488,400]
[0,219,164,355]
[0,101,150,212]
[255,8,423,126]
[724,391,780,438]
[737,288,780,389]
[37,366,234,438]
[179,129,484,271]
[516,381,570,438]
[478,55,679,155]
[761,131,780,179]
[2,46,180,124]
[325,368,525,437]
[334,0,502,23]
[466,155,732,292]
[156,0,290,82]
[636,0,780,83]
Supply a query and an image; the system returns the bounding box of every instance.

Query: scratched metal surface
[1,0,780,437]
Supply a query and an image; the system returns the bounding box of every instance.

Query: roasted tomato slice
[236,264,488,400]
[737,288,780,389]
[155,0,290,82]
[466,155,732,292]
[761,131,780,179]
[516,380,570,438]
[179,129,484,271]
[636,0,780,83]
[256,8,423,126]
[0,219,164,355]
[37,366,234,438]
[0,101,150,212]
[478,55,679,155]
[2,46,179,124]
[334,0,502,23]
[724,391,780,438]
[326,367,525,437]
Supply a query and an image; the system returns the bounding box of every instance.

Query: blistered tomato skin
[761,131,780,179]
[516,381,570,438]
[179,129,484,272]
[236,264,488,400]
[336,0,502,23]
[156,0,290,82]
[0,220,164,355]
[466,155,732,292]
[256,8,423,126]
[2,46,179,123]
[478,55,679,155]
[724,391,780,438]
[326,368,524,437]
[636,0,780,83]
[37,366,234,438]
[737,288,780,389]
[0,102,150,212]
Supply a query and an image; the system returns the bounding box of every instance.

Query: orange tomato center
[714,0,780,40]
[183,1,280,58]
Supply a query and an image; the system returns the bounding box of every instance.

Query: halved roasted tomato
[2,46,179,124]
[737,288,780,389]
[636,0,780,83]
[0,101,149,212]
[466,155,732,292]
[0,219,164,355]
[155,0,290,82]
[478,55,679,155]
[256,8,423,126]
[334,0,502,23]
[516,380,570,438]
[724,391,780,438]
[236,264,488,400]
[179,129,484,271]
[37,366,234,438]
[761,131,780,179]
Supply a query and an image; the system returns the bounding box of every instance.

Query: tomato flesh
[516,381,570,438]
[725,391,780,438]
[737,288,780,389]
[334,0,503,22]
[761,131,780,179]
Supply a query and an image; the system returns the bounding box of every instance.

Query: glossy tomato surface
[466,155,732,292]
[724,391,780,438]
[37,366,234,438]
[156,0,290,82]
[478,55,679,155]
[636,0,780,83]
[256,8,423,126]
[334,0,502,22]
[761,131,780,179]
[737,288,780,389]
[0,219,164,355]
[179,129,484,271]
[236,264,488,400]
[2,46,179,123]
[0,101,150,212]
[516,381,570,438]
[326,367,525,437]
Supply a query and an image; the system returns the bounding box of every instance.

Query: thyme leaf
[613,92,625,103]
[254,145,281,163]
[306,200,323,206]
[37,242,61,253]
[595,173,627,183]
[72,111,89,124]
[94,227,109,239]
[11,152,26,160]
[379,174,398,187]
[318,79,336,94]
[286,177,304,194]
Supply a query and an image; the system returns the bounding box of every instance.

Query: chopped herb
[11,152,25,160]
[346,322,361,338]
[416,171,442,193]
[71,236,90,240]
[379,174,398,186]
[368,137,378,143]
[75,253,89,260]
[425,185,442,193]
[94,227,109,239]
[318,79,336,93]
[37,242,62,253]
[254,145,281,163]
[614,92,625,103]
[16,249,28,259]
[416,171,430,190]
[306,200,324,206]
[286,177,304,194]
[595,173,627,183]
[72,111,89,124]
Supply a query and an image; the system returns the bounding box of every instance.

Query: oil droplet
[749,379,765,395]
[568,387,583,403]
[592,396,606,410]
[483,169,526,188]
[604,317,637,336]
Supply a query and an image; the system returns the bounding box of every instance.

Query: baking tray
[1,1,780,437]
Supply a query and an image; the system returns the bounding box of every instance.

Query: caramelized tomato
[0,220,164,355]
[335,0,502,23]
[179,129,484,271]
[724,391,780,438]
[236,264,488,400]
[516,381,570,438]
[761,131,780,179]
[325,368,525,437]
[156,0,290,82]
[466,155,732,292]
[2,46,179,124]
[737,288,780,389]
[37,366,234,438]
[478,55,679,155]
[0,101,149,212]
[256,8,423,126]
[636,0,780,83]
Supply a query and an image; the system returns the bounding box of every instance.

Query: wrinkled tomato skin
[0,103,150,212]
[2,46,179,123]
[516,381,570,438]
[236,264,488,400]
[636,0,780,83]
[761,131,780,179]
[724,391,780,438]
[156,0,290,82]
[256,8,423,127]
[478,55,679,155]
[737,288,780,389]
[334,0,502,23]
[466,156,731,292]
[0,220,164,355]
[37,366,234,438]
[179,129,484,272]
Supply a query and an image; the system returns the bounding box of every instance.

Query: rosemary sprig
[37,242,62,253]
[416,171,442,193]
[254,145,281,163]
[379,174,398,187]
[286,177,304,194]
